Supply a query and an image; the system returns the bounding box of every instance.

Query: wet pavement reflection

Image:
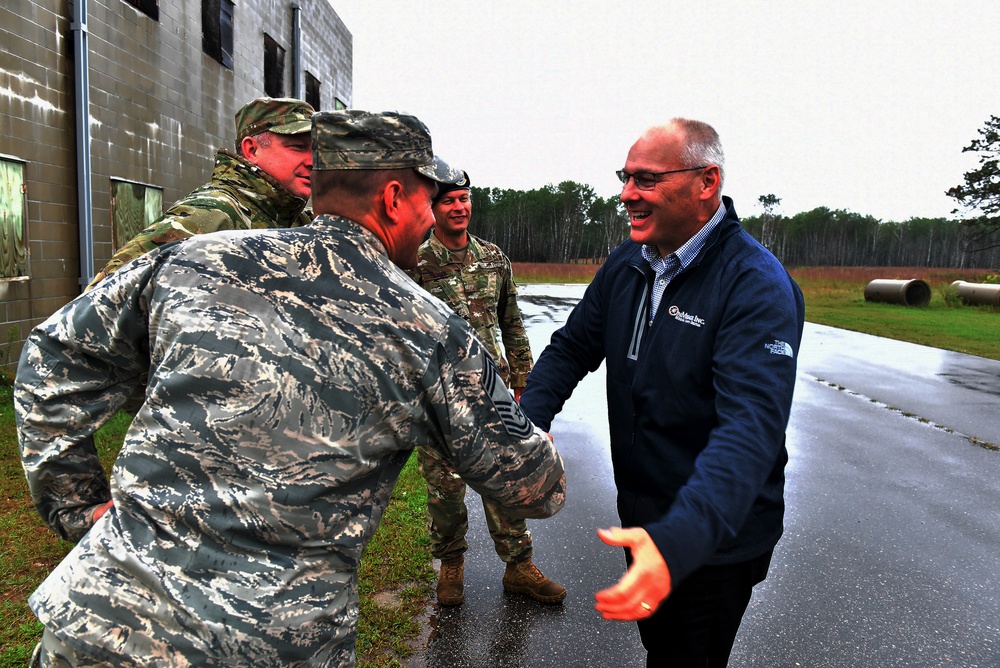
[412,284,645,667]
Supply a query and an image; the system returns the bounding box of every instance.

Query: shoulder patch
[481,354,533,439]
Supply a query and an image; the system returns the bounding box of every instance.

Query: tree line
[468,183,1000,267]
[470,183,630,263]
[740,206,1000,268]
[468,114,999,268]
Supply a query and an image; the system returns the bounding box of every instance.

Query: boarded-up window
[0,159,28,279]
[111,180,163,252]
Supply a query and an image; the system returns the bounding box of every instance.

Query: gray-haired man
[17,110,565,667]
[90,97,316,286]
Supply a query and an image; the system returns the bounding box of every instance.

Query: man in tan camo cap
[89,97,315,286]
[234,97,313,142]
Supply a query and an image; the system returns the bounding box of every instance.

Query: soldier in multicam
[87,97,315,287]
[16,109,566,667]
[409,173,566,606]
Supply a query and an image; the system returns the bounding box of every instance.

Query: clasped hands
[93,499,114,521]
[594,526,672,621]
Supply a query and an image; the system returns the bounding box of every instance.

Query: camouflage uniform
[16,216,565,667]
[89,97,315,286]
[411,232,536,562]
[90,148,312,284]
[412,233,532,386]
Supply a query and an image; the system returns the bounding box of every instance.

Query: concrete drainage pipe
[863,279,932,307]
[950,281,1000,307]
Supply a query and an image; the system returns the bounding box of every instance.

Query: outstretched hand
[594,526,671,621]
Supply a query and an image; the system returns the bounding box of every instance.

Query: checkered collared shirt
[642,202,726,322]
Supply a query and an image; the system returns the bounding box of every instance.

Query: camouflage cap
[235,97,315,142]
[311,110,464,184]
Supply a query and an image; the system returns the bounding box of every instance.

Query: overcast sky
[330,1,998,221]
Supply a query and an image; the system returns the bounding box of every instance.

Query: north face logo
[764,340,794,357]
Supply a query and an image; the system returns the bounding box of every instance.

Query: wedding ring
[640,601,652,611]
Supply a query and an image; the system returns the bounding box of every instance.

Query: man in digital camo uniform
[410,173,566,605]
[17,109,566,667]
[88,96,315,287]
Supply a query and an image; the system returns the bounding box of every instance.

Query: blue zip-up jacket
[520,197,805,585]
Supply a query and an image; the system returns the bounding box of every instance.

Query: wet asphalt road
[408,284,1000,668]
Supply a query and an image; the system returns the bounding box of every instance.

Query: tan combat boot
[502,558,566,604]
[437,555,465,606]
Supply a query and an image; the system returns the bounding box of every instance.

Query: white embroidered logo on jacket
[764,340,794,357]
[667,305,705,328]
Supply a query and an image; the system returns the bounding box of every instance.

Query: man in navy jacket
[520,118,805,667]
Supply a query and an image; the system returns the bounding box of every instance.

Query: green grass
[511,263,1000,362]
[355,456,434,668]
[0,382,62,667]
[788,267,1000,361]
[0,386,130,666]
[803,299,999,359]
[2,264,998,665]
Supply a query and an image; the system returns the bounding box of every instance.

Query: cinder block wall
[1,0,78,367]
[0,0,352,376]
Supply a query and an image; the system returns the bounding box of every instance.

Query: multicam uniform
[16,215,565,667]
[410,233,536,562]
[89,148,312,285]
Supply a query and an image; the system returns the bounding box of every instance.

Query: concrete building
[0,0,353,377]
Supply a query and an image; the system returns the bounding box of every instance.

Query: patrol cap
[433,171,471,203]
[311,110,463,185]
[235,97,315,142]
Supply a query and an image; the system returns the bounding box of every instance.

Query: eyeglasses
[616,166,707,190]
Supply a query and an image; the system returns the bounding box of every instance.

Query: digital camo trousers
[416,446,532,563]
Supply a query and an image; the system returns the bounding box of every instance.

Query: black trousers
[635,549,773,668]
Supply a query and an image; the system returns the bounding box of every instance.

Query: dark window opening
[305,72,321,110]
[123,0,159,20]
[203,0,234,69]
[264,34,286,98]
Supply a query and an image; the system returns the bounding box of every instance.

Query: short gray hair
[673,118,725,189]
[236,130,274,152]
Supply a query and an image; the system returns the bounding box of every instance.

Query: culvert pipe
[951,281,1000,307]
[864,279,931,307]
